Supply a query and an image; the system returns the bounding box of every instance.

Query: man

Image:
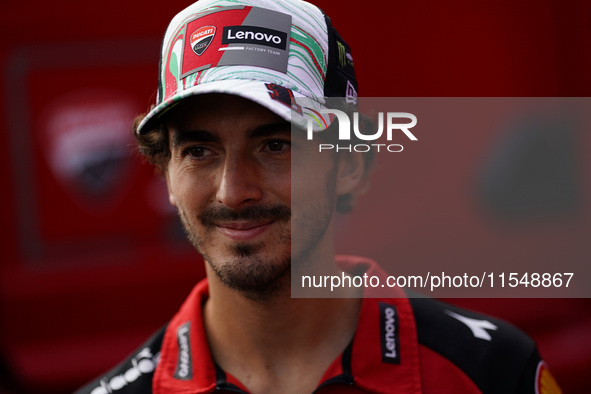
[76,0,561,393]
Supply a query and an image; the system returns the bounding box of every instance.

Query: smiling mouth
[216,221,274,241]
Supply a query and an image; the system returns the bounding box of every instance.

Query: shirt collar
[154,256,422,393]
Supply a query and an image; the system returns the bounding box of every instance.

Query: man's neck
[203,270,362,394]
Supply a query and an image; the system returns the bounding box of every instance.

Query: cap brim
[136,79,325,135]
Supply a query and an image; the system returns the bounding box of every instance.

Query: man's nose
[216,154,264,209]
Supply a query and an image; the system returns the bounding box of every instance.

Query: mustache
[200,204,291,227]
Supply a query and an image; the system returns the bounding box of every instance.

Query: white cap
[136,0,358,135]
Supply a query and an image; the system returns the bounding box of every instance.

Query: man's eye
[184,146,209,158]
[265,140,290,152]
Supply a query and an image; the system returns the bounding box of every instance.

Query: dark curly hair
[133,112,170,174]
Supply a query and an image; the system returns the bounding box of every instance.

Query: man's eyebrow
[171,130,219,149]
[171,121,291,148]
[248,121,292,138]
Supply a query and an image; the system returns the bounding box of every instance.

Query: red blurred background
[0,0,589,392]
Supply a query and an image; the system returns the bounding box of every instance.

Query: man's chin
[231,241,262,258]
[206,254,292,299]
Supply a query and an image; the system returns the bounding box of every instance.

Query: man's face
[164,94,339,296]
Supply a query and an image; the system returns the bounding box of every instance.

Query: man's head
[161,93,359,297]
[134,0,370,297]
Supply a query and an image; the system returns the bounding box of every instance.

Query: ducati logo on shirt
[191,26,216,55]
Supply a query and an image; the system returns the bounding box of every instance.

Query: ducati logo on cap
[190,26,216,56]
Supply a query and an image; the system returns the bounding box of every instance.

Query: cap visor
[136,79,324,134]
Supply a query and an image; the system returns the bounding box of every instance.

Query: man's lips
[215,221,274,241]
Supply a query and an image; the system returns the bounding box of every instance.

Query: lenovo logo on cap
[191,26,216,56]
[222,25,287,50]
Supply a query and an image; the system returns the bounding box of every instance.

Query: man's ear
[164,170,177,207]
[335,151,366,197]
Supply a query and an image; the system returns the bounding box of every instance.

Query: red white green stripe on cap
[137,0,357,135]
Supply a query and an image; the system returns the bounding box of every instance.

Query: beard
[177,159,339,299]
[178,203,292,298]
